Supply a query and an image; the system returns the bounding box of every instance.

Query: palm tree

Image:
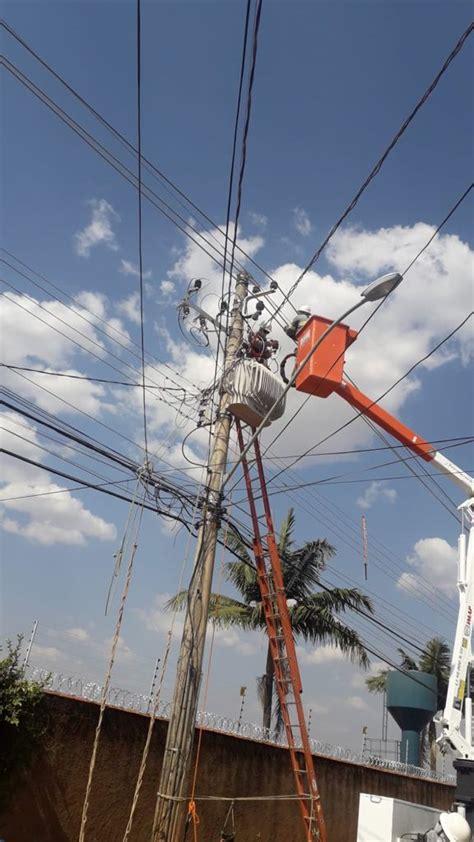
[167,508,373,733]
[366,638,451,770]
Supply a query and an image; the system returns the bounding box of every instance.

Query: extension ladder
[234,420,327,842]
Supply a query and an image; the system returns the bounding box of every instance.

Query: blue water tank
[386,671,437,766]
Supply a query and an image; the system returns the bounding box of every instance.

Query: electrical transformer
[226,359,286,427]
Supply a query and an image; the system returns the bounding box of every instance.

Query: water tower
[386,671,438,766]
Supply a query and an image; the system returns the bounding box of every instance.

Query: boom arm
[333,379,474,759]
[294,314,474,761]
[335,380,474,498]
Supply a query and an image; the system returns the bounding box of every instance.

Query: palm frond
[293,587,373,620]
[208,594,261,631]
[164,591,188,613]
[397,648,418,671]
[272,692,284,739]
[283,539,336,599]
[291,605,370,668]
[365,671,388,693]
[278,508,296,555]
[256,674,266,708]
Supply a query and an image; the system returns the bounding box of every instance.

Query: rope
[187,800,200,842]
[155,793,310,803]
[184,519,231,840]
[220,801,235,842]
[78,474,147,842]
[122,483,206,841]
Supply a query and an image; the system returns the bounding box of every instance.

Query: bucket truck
[291,313,474,839]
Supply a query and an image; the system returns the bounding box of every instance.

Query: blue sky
[1,0,473,756]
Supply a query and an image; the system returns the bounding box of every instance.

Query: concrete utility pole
[152,272,249,841]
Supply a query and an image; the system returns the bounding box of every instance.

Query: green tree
[167,508,373,733]
[366,638,451,770]
[0,637,47,810]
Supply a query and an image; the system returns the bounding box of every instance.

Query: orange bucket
[295,315,358,398]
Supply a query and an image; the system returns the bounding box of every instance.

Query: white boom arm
[437,496,474,760]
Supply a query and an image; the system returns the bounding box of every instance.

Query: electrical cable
[225,0,263,309]
[402,183,473,275]
[0,19,285,294]
[0,58,243,280]
[265,311,473,485]
[135,0,148,457]
[1,248,196,390]
[1,267,201,406]
[1,394,203,502]
[271,25,474,319]
[219,0,252,312]
[1,364,175,389]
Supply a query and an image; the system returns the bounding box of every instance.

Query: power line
[226,0,264,304]
[266,311,473,485]
[1,54,290,332]
[1,248,196,390]
[403,183,473,274]
[0,266,199,403]
[1,282,199,423]
[0,19,286,296]
[135,0,148,458]
[1,365,170,388]
[1,395,202,495]
[219,0,252,310]
[272,23,474,317]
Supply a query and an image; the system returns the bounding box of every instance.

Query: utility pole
[152,271,249,841]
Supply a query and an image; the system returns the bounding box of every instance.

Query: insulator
[193,279,202,290]
[256,300,265,312]
[252,285,260,294]
[270,280,278,290]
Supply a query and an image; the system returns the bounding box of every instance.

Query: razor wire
[29,666,455,785]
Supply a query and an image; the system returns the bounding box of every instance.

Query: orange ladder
[234,420,327,842]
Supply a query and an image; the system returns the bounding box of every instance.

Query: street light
[223,271,403,488]
[361,272,403,301]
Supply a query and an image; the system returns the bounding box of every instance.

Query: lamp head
[361,272,403,302]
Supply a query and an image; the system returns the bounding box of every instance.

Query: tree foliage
[168,508,373,734]
[0,637,47,810]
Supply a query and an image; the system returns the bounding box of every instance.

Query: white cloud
[116,292,141,326]
[293,207,312,237]
[249,212,268,228]
[0,411,117,546]
[397,537,458,598]
[139,593,257,656]
[31,644,62,662]
[160,280,176,296]
[356,481,397,509]
[347,695,368,711]
[297,644,347,665]
[256,223,473,459]
[65,627,90,642]
[130,220,472,471]
[75,199,120,257]
[0,289,130,416]
[166,222,264,287]
[119,259,152,280]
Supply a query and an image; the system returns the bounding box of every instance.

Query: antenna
[361,515,368,581]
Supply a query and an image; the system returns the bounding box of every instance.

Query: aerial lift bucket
[295,315,358,398]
